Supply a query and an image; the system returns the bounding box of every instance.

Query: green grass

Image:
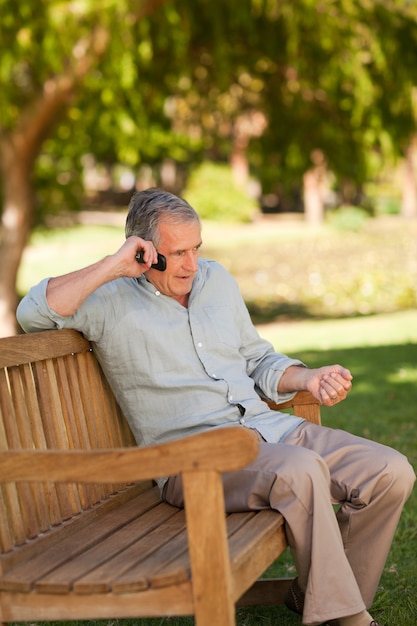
[15,215,417,626]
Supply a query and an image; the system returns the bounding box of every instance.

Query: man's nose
[183,251,198,271]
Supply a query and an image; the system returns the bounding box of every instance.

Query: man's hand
[306,365,353,406]
[278,364,353,406]
[112,236,158,278]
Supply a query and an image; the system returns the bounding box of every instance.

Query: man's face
[146,218,202,306]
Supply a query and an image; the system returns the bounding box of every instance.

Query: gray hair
[125,188,200,247]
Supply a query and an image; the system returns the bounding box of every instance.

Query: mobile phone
[135,250,167,272]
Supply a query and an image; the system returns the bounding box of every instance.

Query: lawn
[15,213,417,626]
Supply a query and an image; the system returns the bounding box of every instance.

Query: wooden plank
[143,511,257,592]
[229,510,287,601]
[0,329,90,368]
[75,351,121,497]
[0,483,153,573]
[0,582,194,621]
[0,367,26,549]
[89,355,136,448]
[112,518,190,593]
[75,507,186,594]
[85,354,137,494]
[0,487,161,592]
[182,469,236,626]
[19,363,54,532]
[33,359,81,522]
[58,353,107,504]
[266,390,321,425]
[7,367,42,539]
[0,486,13,556]
[37,502,179,594]
[54,355,95,508]
[0,427,259,484]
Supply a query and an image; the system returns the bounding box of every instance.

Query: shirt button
[155,290,160,296]
[239,418,246,425]
[197,342,203,347]
[229,395,233,401]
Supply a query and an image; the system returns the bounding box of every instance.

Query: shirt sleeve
[16,278,107,342]
[17,278,62,333]
[230,276,306,403]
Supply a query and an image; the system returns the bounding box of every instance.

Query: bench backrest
[0,329,136,554]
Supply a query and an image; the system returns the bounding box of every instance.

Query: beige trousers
[163,422,415,625]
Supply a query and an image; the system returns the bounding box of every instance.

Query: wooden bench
[0,328,321,626]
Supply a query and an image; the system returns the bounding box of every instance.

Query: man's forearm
[46,256,119,317]
[278,363,353,406]
[277,365,309,393]
[46,236,157,317]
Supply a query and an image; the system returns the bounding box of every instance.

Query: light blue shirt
[17,259,304,452]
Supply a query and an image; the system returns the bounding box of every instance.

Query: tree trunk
[401,139,417,219]
[0,26,111,337]
[230,111,266,190]
[303,149,327,226]
[0,134,34,337]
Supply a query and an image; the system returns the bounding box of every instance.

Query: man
[17,188,415,626]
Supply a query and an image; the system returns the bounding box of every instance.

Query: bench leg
[183,470,236,626]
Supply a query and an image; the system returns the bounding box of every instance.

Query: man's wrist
[278,364,309,394]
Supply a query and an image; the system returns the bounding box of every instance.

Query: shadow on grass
[244,297,405,325]
[246,299,312,324]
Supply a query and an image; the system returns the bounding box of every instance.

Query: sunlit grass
[257,309,417,352]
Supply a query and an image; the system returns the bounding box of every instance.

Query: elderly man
[17,188,415,626]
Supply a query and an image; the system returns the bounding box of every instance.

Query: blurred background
[1,3,417,623]
[1,0,417,338]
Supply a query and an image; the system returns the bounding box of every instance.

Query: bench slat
[0,487,162,592]
[229,510,287,600]
[17,364,59,535]
[36,502,180,594]
[0,367,31,548]
[33,358,90,519]
[146,511,260,592]
[74,508,187,594]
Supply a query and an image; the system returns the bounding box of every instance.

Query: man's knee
[388,451,416,499]
[221,444,331,513]
[260,444,332,513]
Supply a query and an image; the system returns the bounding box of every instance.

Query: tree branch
[15,25,110,166]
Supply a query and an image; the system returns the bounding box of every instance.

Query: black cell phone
[135,250,167,272]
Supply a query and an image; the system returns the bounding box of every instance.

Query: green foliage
[182,162,259,222]
[3,0,417,217]
[326,205,370,232]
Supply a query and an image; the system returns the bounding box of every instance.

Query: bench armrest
[266,390,321,425]
[0,426,258,484]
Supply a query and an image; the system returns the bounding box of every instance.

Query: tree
[2,0,417,336]
[0,0,171,337]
